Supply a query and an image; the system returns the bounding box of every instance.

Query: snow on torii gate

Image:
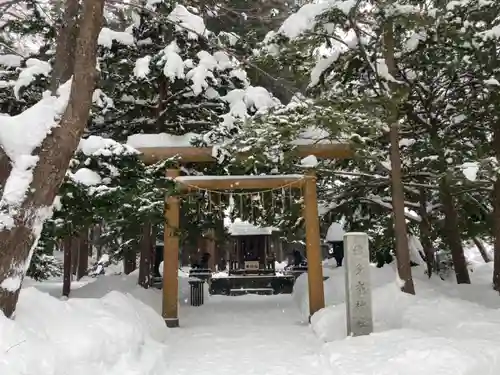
[137,143,353,327]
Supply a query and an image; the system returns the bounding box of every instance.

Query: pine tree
[233,0,498,284]
[88,1,281,248]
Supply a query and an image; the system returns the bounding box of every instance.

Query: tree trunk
[138,221,153,288]
[492,119,500,292]
[62,236,72,297]
[493,178,500,292]
[389,125,415,294]
[383,19,415,294]
[0,0,105,318]
[439,174,471,284]
[472,237,491,263]
[0,148,11,196]
[77,228,89,280]
[419,188,435,277]
[206,229,216,271]
[71,235,79,275]
[50,0,80,95]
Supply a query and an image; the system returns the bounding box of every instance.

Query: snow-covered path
[163,294,329,375]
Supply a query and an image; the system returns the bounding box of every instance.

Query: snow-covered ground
[296,262,500,375]
[3,258,500,375]
[0,286,168,375]
[160,295,327,375]
[3,271,328,375]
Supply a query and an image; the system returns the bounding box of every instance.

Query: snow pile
[484,77,500,86]
[322,328,500,375]
[292,126,332,145]
[296,263,500,375]
[214,50,236,70]
[310,53,341,87]
[98,27,134,48]
[221,86,280,122]
[225,217,276,236]
[126,132,200,148]
[13,58,51,98]
[92,89,114,112]
[301,154,318,167]
[134,55,152,79]
[325,222,345,242]
[160,42,185,81]
[212,270,229,278]
[465,241,493,265]
[188,50,219,95]
[461,161,479,181]
[477,24,500,40]
[293,264,396,321]
[275,261,288,271]
[70,268,203,307]
[79,135,138,156]
[0,287,168,375]
[322,257,339,268]
[278,0,356,39]
[408,234,425,265]
[167,4,209,39]
[308,29,357,87]
[70,167,102,186]
[158,263,209,305]
[0,54,22,68]
[375,58,400,83]
[296,263,500,332]
[242,86,280,112]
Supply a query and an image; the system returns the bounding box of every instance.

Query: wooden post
[344,232,373,337]
[163,169,180,328]
[303,172,325,318]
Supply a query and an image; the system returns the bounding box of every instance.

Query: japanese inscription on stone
[344,232,373,337]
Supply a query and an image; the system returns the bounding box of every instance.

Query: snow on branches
[92,1,280,144]
[242,0,500,261]
[0,81,72,230]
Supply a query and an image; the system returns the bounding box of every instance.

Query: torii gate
[137,143,353,327]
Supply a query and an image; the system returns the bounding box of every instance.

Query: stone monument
[344,232,373,336]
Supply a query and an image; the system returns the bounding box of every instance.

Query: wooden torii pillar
[303,170,325,316]
[163,168,180,328]
[138,143,353,327]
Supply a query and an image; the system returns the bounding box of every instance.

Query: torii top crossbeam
[136,143,353,165]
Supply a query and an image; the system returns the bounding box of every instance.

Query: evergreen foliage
[2,0,500,281]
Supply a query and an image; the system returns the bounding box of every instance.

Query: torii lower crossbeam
[175,174,306,190]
